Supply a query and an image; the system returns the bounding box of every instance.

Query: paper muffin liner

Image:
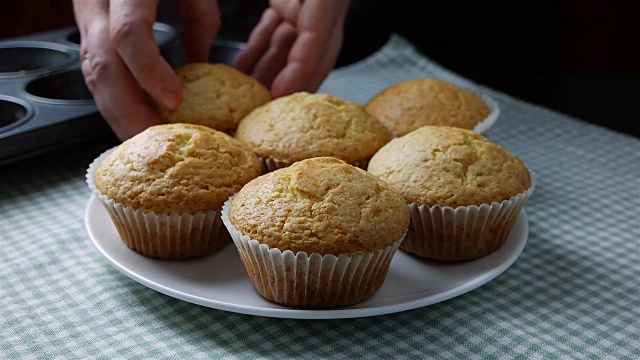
[259,156,369,174]
[86,147,231,259]
[404,174,535,261]
[221,196,405,308]
[472,93,500,136]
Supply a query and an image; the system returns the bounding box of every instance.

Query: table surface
[2,34,639,360]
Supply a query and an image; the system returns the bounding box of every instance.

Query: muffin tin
[0,23,245,165]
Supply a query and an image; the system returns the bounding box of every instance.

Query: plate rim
[84,194,528,320]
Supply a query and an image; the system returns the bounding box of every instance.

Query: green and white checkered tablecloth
[1,34,639,359]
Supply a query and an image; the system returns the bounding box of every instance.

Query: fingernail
[159,88,181,110]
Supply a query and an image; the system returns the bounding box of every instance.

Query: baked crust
[95,123,261,213]
[229,157,409,255]
[367,125,531,207]
[365,78,489,137]
[158,63,271,132]
[235,92,391,165]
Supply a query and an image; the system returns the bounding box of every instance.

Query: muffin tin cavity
[24,70,93,104]
[0,96,33,132]
[0,23,248,166]
[0,23,180,165]
[0,42,76,78]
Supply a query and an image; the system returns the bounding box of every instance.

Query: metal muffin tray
[0,23,245,165]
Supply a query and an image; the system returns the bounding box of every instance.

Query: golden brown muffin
[157,63,271,133]
[368,125,531,207]
[230,157,409,255]
[90,123,262,259]
[223,157,410,308]
[365,78,491,137]
[368,126,534,260]
[235,92,391,172]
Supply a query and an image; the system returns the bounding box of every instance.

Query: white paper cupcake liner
[404,174,535,261]
[86,147,231,259]
[259,156,369,174]
[472,93,500,136]
[221,196,405,308]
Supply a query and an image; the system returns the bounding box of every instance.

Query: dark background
[1,0,639,138]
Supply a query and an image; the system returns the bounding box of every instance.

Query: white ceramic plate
[85,194,528,319]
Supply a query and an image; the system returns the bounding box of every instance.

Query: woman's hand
[72,0,220,140]
[72,0,350,140]
[234,0,351,97]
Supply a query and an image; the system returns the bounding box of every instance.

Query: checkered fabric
[1,34,638,359]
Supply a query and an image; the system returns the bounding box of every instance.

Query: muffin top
[235,92,391,165]
[95,123,261,214]
[229,157,409,255]
[365,78,490,137]
[367,126,531,207]
[158,63,271,132]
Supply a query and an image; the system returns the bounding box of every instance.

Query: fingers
[72,0,164,140]
[271,0,350,97]
[178,0,221,63]
[249,21,297,89]
[239,0,350,97]
[234,8,282,75]
[82,27,163,140]
[269,0,301,24]
[110,0,182,110]
[84,53,165,140]
[291,0,347,69]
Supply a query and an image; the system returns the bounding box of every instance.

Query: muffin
[235,92,391,173]
[221,157,410,308]
[157,63,271,133]
[86,123,262,259]
[367,125,534,261]
[365,78,499,137]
